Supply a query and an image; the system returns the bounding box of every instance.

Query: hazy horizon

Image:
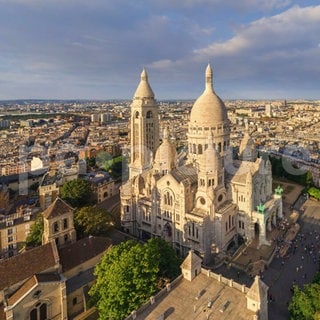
[0,1,319,100]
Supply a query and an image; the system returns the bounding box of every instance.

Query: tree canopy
[89,238,181,319]
[308,187,320,201]
[74,206,114,238]
[26,214,43,247]
[60,178,92,207]
[288,273,320,320]
[103,155,128,181]
[269,156,312,186]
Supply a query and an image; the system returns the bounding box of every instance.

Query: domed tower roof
[239,122,257,162]
[190,64,228,127]
[154,127,177,174]
[199,133,220,173]
[133,68,155,99]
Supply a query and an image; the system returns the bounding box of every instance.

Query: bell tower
[129,69,159,179]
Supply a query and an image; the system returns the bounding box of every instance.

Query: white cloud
[150,0,292,12]
[191,5,320,70]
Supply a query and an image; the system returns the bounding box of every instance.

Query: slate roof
[43,197,74,219]
[171,164,197,184]
[35,273,61,283]
[0,242,57,291]
[66,267,95,294]
[7,276,37,305]
[7,273,62,306]
[58,236,112,273]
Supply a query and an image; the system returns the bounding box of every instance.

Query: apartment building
[0,207,38,259]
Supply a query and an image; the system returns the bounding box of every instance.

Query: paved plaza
[214,181,320,319]
[265,197,320,319]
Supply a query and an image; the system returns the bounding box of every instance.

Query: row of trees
[269,156,313,187]
[89,238,181,319]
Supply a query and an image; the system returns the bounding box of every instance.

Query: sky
[0,0,319,100]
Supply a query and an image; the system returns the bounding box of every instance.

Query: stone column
[274,195,283,219]
[272,212,277,226]
[259,218,269,247]
[278,200,283,219]
[267,218,272,232]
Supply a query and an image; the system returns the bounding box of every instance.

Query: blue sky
[0,0,319,100]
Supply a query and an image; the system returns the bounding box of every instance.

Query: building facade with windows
[0,207,37,259]
[121,65,283,263]
[42,197,76,248]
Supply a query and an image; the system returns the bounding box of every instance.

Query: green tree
[86,157,96,168]
[26,215,44,247]
[146,237,181,287]
[103,155,128,180]
[289,275,320,320]
[61,178,91,207]
[74,206,114,237]
[89,238,181,319]
[308,187,320,201]
[306,171,314,188]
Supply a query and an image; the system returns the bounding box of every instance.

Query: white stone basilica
[120,65,283,263]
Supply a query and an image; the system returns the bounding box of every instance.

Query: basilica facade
[120,65,282,263]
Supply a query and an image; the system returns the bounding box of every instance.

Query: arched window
[30,303,47,320]
[135,111,139,118]
[146,111,153,118]
[53,221,59,233]
[63,218,68,230]
[166,192,170,205]
[198,144,203,154]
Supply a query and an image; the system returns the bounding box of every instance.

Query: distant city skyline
[0,0,319,100]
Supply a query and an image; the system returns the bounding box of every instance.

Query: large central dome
[190,64,228,127]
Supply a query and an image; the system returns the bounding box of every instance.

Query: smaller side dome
[154,128,177,175]
[133,68,155,99]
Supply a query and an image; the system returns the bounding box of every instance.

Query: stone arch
[254,222,260,236]
[163,222,172,238]
[28,299,51,320]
